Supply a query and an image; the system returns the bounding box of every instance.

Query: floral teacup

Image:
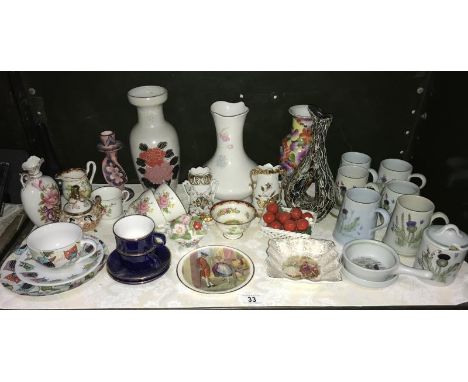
[154,183,186,222]
[125,189,166,228]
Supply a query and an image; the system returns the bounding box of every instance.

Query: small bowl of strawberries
[259,202,317,239]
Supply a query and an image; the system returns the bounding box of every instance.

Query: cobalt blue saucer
[106,245,171,285]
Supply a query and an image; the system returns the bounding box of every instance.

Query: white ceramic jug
[56,161,96,200]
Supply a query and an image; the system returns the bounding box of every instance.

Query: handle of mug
[365,182,381,193]
[76,239,98,263]
[408,173,426,189]
[370,208,390,233]
[430,212,449,225]
[368,168,379,183]
[121,189,132,202]
[86,161,97,184]
[152,232,166,246]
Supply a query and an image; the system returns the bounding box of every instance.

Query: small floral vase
[250,163,283,215]
[97,130,128,189]
[20,156,61,226]
[128,86,180,191]
[183,167,218,221]
[280,105,313,176]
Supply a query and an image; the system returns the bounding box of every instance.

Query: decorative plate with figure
[176,245,254,294]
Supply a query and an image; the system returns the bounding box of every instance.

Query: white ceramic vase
[206,101,256,201]
[128,86,180,191]
[20,156,61,226]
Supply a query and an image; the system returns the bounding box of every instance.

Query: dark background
[1,72,467,229]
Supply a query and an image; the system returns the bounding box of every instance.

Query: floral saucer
[1,235,107,296]
[15,235,105,287]
[176,245,255,294]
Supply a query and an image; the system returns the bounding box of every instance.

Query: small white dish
[341,266,398,288]
[126,189,167,228]
[15,235,104,287]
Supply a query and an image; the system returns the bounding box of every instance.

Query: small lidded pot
[60,185,105,232]
[414,224,468,286]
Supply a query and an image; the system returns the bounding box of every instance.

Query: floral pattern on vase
[391,213,424,248]
[136,142,179,190]
[280,110,313,175]
[32,179,61,224]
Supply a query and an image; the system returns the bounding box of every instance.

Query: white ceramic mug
[378,159,426,189]
[332,165,379,216]
[153,183,186,222]
[333,188,390,245]
[340,151,374,170]
[26,222,97,268]
[383,195,449,257]
[126,189,167,228]
[91,186,131,220]
[367,179,421,214]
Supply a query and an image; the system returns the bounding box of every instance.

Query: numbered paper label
[240,294,264,306]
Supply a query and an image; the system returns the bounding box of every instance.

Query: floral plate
[176,245,254,294]
[14,235,105,287]
[1,236,107,296]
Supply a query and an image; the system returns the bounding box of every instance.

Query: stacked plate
[1,235,107,296]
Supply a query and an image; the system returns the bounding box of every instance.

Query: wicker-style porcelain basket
[259,208,317,240]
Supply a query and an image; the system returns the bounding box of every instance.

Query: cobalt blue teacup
[113,215,166,256]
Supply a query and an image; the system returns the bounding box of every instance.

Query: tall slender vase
[282,105,337,221]
[206,101,257,201]
[128,86,180,191]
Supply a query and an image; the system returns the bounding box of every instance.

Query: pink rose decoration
[180,214,191,225]
[43,188,59,209]
[158,194,169,209]
[144,161,173,185]
[136,201,149,214]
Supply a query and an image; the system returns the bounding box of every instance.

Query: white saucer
[342,266,398,288]
[15,235,105,287]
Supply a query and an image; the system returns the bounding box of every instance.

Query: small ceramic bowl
[210,200,256,240]
[125,189,167,229]
[342,239,432,282]
[153,183,187,222]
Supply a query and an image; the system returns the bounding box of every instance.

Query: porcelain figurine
[59,185,105,232]
[128,86,180,191]
[282,105,337,221]
[182,167,218,220]
[20,156,61,226]
[56,161,96,200]
[250,163,283,215]
[280,105,313,176]
[205,101,257,201]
